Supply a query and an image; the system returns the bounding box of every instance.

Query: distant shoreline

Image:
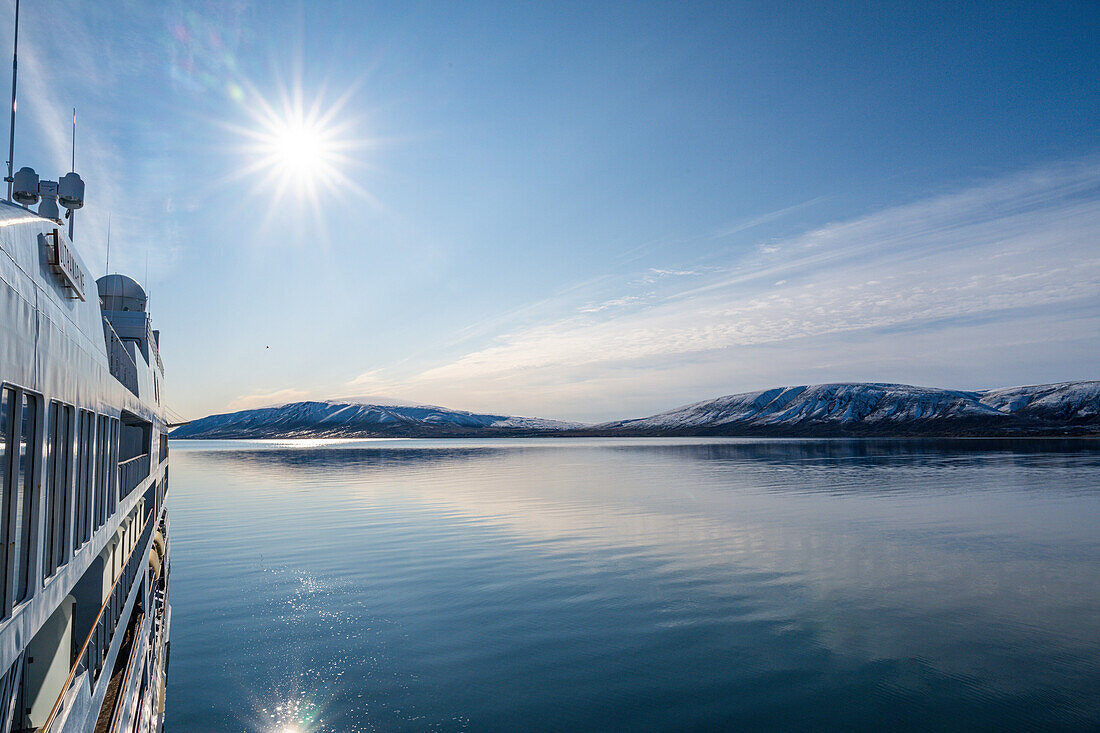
[171,429,1100,440]
[171,380,1100,441]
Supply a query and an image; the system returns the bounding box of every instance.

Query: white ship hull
[0,200,171,732]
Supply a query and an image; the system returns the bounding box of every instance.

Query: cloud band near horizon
[231,158,1100,421]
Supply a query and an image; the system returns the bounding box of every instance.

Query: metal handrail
[0,652,23,733]
[101,318,138,367]
[101,318,140,394]
[118,454,150,498]
[147,321,163,374]
[105,612,143,733]
[40,512,156,732]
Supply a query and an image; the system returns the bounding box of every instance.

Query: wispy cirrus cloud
[341,158,1100,421]
[647,268,698,277]
[10,1,193,282]
[578,295,645,314]
[710,195,827,240]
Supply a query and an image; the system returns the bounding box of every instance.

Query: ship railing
[148,320,164,374]
[40,510,157,732]
[102,318,141,396]
[0,652,23,733]
[104,610,144,733]
[118,453,150,499]
[142,470,167,531]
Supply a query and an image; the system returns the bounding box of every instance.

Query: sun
[244,107,344,198]
[224,79,374,216]
[266,118,333,181]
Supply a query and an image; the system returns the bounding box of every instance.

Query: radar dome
[12,167,39,206]
[97,273,147,312]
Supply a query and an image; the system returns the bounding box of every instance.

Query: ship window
[94,416,102,527]
[10,390,40,605]
[44,402,74,578]
[75,411,84,545]
[44,402,72,577]
[0,388,11,613]
[0,656,20,730]
[86,411,94,541]
[114,419,121,509]
[95,415,110,528]
[108,418,119,519]
[74,409,95,546]
[71,411,81,546]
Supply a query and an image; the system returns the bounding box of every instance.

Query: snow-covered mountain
[173,382,1099,439]
[171,400,585,439]
[978,382,1100,425]
[595,381,1100,436]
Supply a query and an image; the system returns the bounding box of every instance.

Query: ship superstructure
[0,186,171,730]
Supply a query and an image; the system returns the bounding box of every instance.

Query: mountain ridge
[591,381,1099,436]
[171,381,1100,439]
[170,399,584,439]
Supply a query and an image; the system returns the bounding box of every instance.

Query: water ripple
[166,438,1100,731]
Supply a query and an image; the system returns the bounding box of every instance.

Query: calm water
[164,438,1100,732]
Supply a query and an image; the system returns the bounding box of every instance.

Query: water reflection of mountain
[170,437,1100,728]
[191,443,509,473]
[610,438,1100,478]
[184,437,1100,488]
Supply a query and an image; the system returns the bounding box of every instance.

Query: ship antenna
[5,0,19,201]
[67,107,75,239]
[105,214,111,274]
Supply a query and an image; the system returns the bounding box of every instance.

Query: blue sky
[6,0,1099,421]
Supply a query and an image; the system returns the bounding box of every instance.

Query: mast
[68,108,75,238]
[5,0,18,201]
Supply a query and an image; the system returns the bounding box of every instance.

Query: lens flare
[256,115,337,187]
[239,100,349,201]
[223,75,376,225]
[271,123,327,179]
